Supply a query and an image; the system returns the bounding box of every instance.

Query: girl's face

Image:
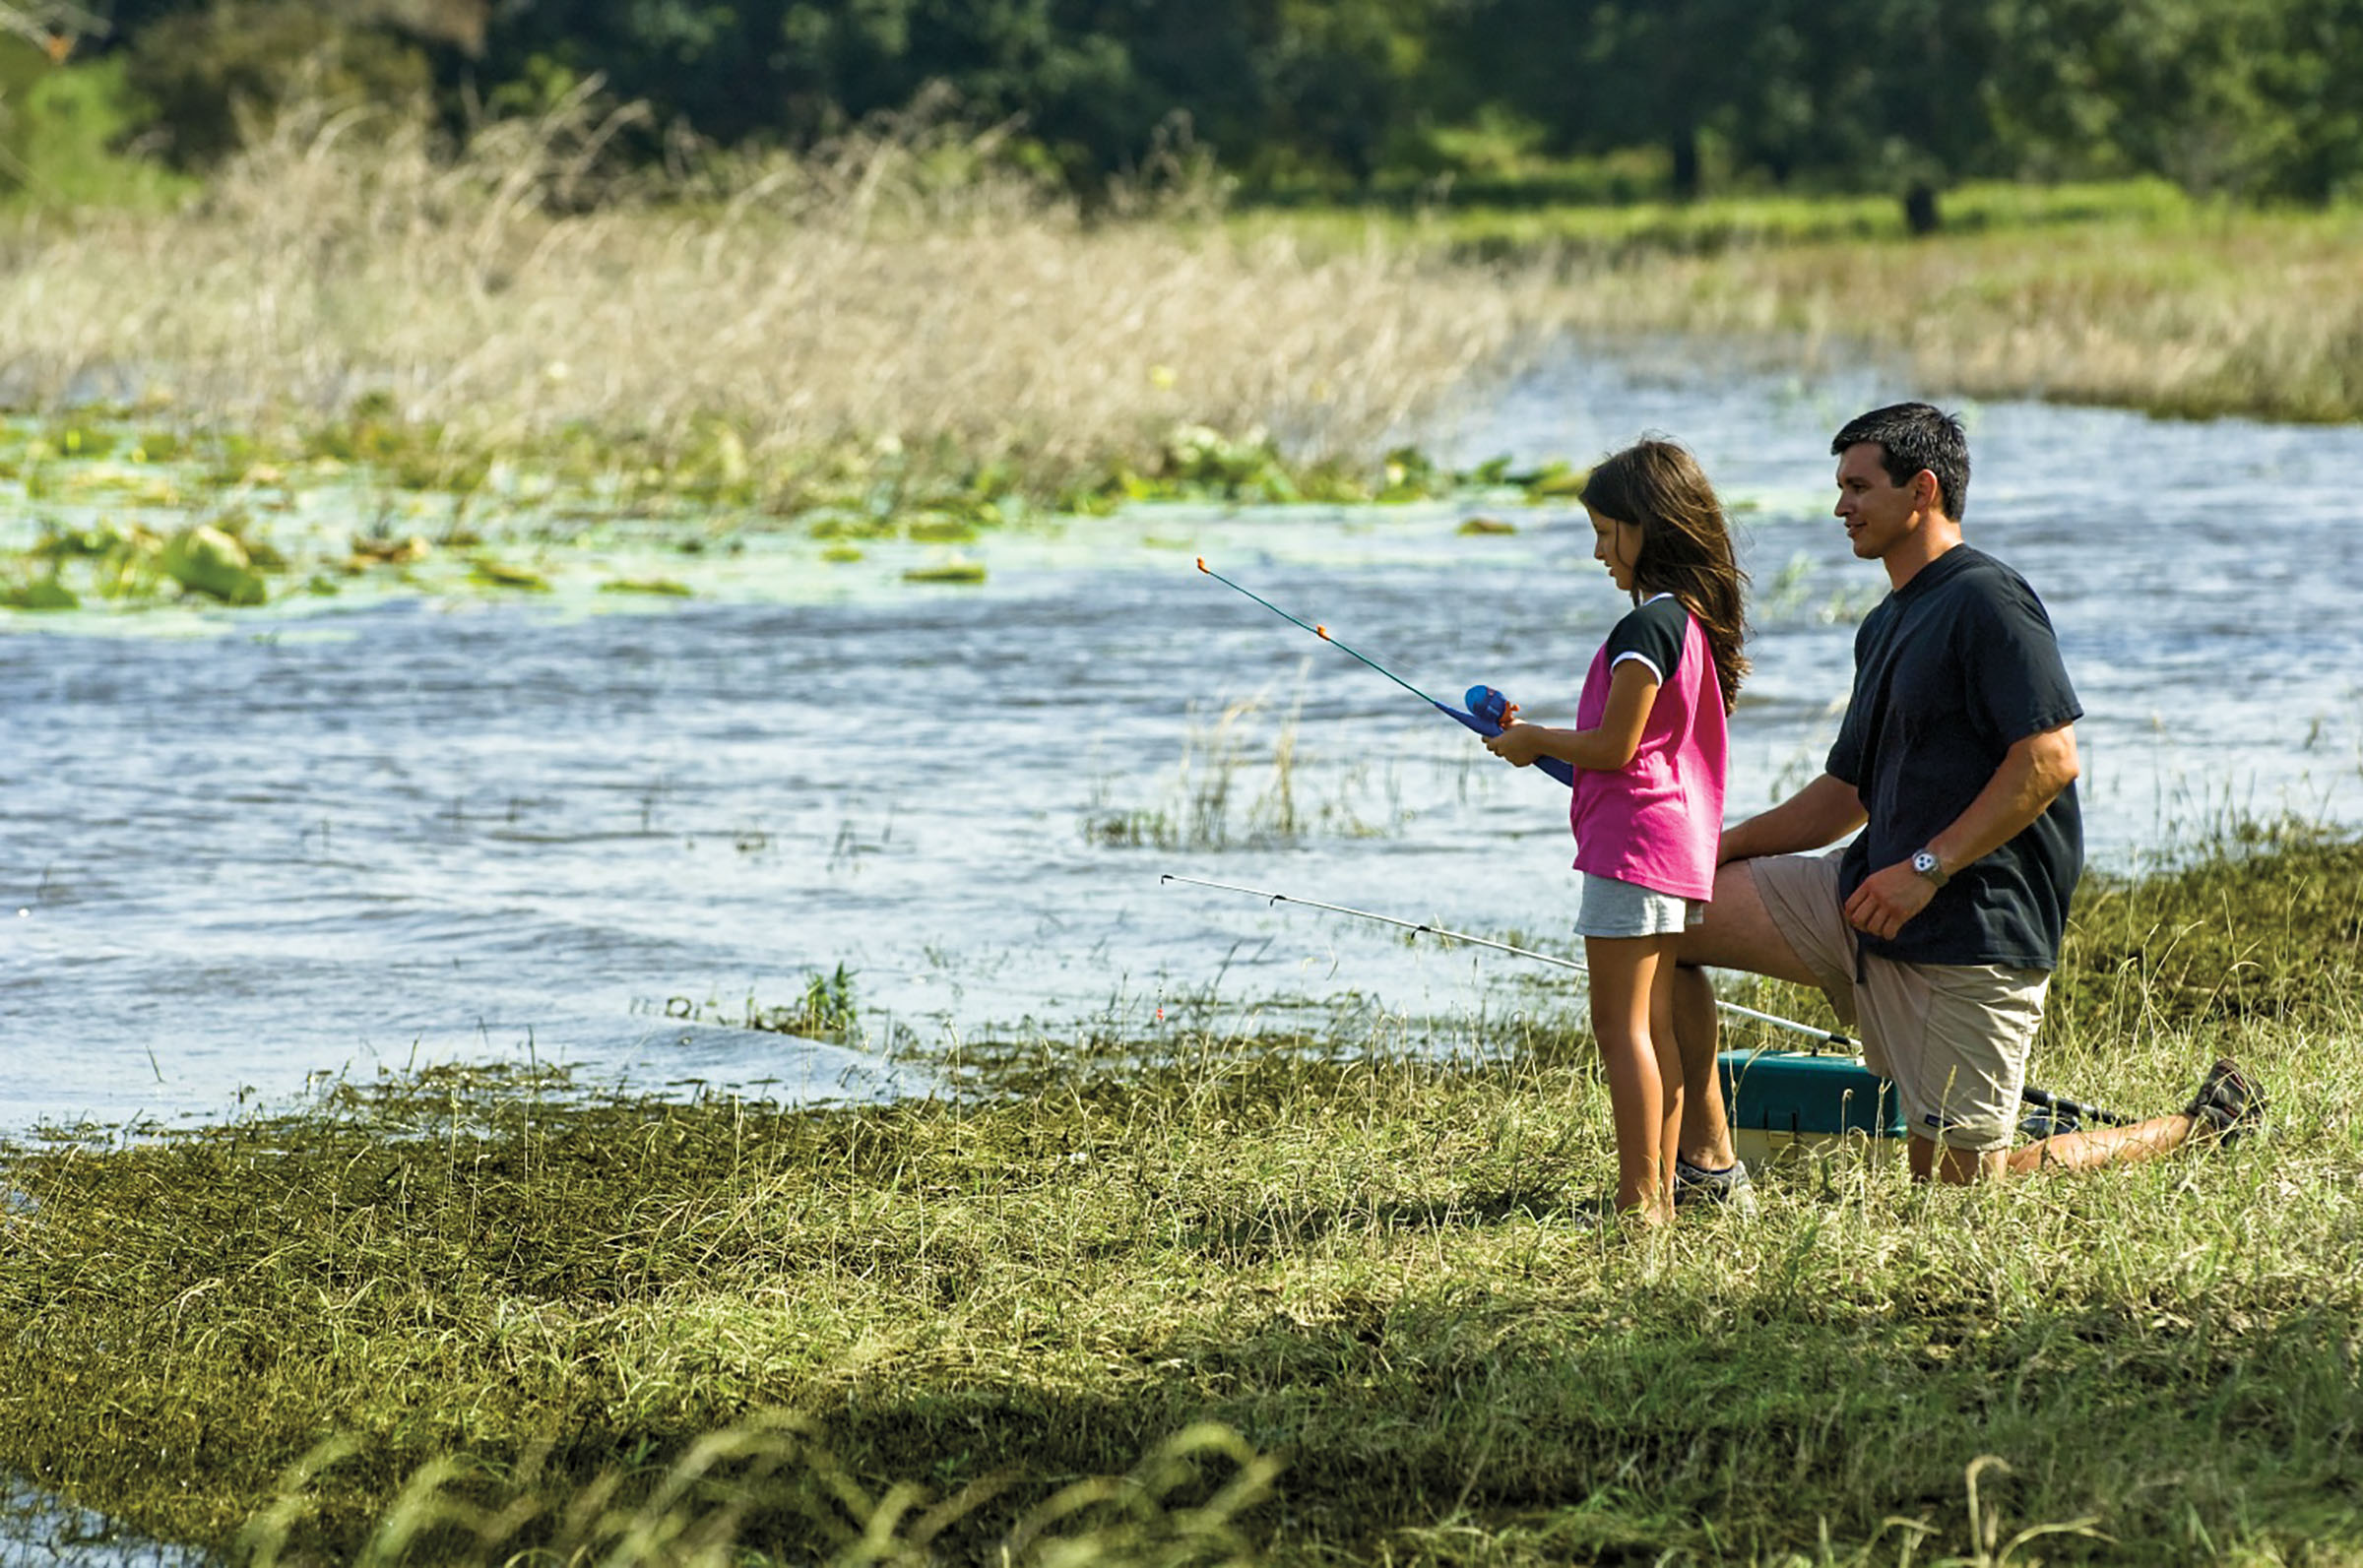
[1588,507,1645,594]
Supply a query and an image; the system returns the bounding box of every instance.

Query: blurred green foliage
[0,34,192,206]
[119,0,433,167]
[18,0,2363,217]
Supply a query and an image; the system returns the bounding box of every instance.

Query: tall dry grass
[0,92,1560,482]
[1537,214,2363,422]
[3,91,2352,498]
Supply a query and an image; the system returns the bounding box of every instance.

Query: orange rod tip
[1315,625,1330,639]
[1194,556,1207,572]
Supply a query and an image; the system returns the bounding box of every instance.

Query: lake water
[4,350,2360,1142]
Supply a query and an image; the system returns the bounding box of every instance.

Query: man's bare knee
[1675,860,1821,987]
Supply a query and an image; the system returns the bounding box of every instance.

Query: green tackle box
[1717,1048,1905,1167]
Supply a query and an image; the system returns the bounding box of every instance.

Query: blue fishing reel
[1451,685,1574,786]
[1465,685,1516,727]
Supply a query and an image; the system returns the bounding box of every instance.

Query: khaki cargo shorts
[1749,852,2049,1154]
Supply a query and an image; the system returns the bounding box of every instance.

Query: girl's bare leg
[1587,934,1678,1223]
[1648,937,1685,1213]
[1672,862,1822,1172]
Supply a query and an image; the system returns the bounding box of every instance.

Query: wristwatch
[1911,848,1950,888]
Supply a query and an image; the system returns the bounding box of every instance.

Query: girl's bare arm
[1482,660,1659,773]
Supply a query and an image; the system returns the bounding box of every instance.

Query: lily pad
[599,577,693,597]
[1522,461,1589,498]
[2,576,80,611]
[160,526,269,605]
[351,534,432,566]
[902,559,987,585]
[471,558,551,593]
[905,515,979,543]
[1457,516,1517,535]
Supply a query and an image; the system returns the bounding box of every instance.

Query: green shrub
[122,0,432,168]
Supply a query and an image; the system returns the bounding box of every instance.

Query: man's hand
[1844,860,1937,941]
[1484,721,1546,768]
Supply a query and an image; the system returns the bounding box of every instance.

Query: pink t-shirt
[1569,596,1727,901]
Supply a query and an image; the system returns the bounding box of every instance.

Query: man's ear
[1911,468,1942,515]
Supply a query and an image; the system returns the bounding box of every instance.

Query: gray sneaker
[2184,1058,2267,1146]
[1673,1156,1759,1214]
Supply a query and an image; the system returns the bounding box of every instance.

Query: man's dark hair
[1830,403,1970,521]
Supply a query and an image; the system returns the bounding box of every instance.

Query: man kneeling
[1667,403,2261,1194]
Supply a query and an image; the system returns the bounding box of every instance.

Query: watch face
[1913,851,1939,875]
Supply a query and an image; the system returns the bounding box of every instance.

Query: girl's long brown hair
[1577,439,1750,712]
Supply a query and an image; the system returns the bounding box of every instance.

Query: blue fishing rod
[1196,557,1574,787]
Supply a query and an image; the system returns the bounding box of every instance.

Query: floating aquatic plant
[900,558,986,585]
[467,558,551,593]
[664,967,862,1042]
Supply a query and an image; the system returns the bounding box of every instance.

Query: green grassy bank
[4,832,2361,1564]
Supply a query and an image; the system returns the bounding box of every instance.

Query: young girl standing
[1485,439,1748,1223]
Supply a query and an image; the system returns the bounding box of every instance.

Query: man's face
[1833,442,1921,560]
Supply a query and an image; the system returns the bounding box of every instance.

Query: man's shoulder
[1934,545,2041,598]
[1921,546,2054,625]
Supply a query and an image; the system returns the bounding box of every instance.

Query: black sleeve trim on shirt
[1603,596,1687,686]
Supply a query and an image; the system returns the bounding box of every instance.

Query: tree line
[28,0,2363,220]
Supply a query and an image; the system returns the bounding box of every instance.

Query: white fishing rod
[1160,873,1852,1046]
[1160,874,2137,1126]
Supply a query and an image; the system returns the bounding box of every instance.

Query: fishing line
[1160,873,2135,1127]
[1195,557,1575,787]
[1160,872,1849,1045]
[1195,557,1448,708]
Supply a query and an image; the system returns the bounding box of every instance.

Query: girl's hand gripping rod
[1196,557,1575,788]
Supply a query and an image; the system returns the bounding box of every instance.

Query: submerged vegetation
[659,968,864,1044]
[1083,692,1408,852]
[3,830,2359,1563]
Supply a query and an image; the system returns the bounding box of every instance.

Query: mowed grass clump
[4,835,2362,1565]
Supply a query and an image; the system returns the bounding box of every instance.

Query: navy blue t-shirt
[1827,545,2083,970]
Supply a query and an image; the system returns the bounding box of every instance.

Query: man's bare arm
[1843,723,2080,941]
[1718,772,1867,865]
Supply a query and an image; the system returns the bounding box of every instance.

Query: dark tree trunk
[1670,129,1699,199]
[1903,181,1942,235]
